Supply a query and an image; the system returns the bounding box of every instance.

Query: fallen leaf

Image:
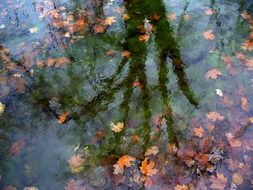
[183,14,191,21]
[205,69,222,79]
[131,135,140,142]
[0,102,5,115]
[123,13,130,20]
[145,146,159,156]
[140,158,158,176]
[194,127,204,138]
[121,50,131,58]
[241,40,253,51]
[3,186,17,190]
[132,81,144,89]
[241,97,249,112]
[167,13,177,20]
[210,173,227,190]
[23,187,39,190]
[174,184,189,190]
[111,122,124,132]
[216,89,223,97]
[203,30,215,40]
[58,112,69,124]
[113,155,135,175]
[104,16,117,25]
[10,140,25,155]
[94,24,106,33]
[29,27,38,33]
[232,173,243,186]
[139,34,150,42]
[68,154,85,173]
[65,179,86,190]
[206,112,224,122]
[204,9,215,16]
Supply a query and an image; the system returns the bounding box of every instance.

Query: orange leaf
[104,16,117,25]
[174,184,189,190]
[121,50,131,58]
[203,30,215,40]
[140,158,158,176]
[139,34,150,42]
[194,127,204,138]
[232,173,243,186]
[113,155,135,174]
[58,112,69,124]
[205,69,222,79]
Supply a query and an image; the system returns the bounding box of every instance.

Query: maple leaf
[140,158,158,176]
[58,112,69,124]
[111,122,124,132]
[203,30,215,40]
[68,154,85,173]
[145,146,159,156]
[174,184,189,190]
[194,127,204,138]
[232,173,243,186]
[65,179,86,190]
[0,101,5,115]
[205,69,222,79]
[104,16,117,25]
[206,112,224,122]
[210,173,227,190]
[113,155,135,175]
[241,97,249,112]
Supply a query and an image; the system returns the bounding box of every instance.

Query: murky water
[0,0,253,189]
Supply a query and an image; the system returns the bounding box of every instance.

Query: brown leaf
[140,158,158,176]
[205,69,222,79]
[210,173,227,190]
[138,34,150,42]
[145,146,159,156]
[121,50,131,58]
[104,16,117,25]
[203,30,215,40]
[206,112,224,122]
[58,112,69,124]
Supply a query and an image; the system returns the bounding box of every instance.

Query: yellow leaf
[111,122,124,132]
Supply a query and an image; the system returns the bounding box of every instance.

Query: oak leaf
[111,122,124,132]
[203,30,215,40]
[140,158,158,176]
[205,69,222,79]
[206,112,224,122]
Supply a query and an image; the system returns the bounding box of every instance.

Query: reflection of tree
[36,0,199,150]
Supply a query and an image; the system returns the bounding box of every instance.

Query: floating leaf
[68,154,85,173]
[204,9,215,16]
[140,158,158,176]
[206,112,224,122]
[232,173,243,186]
[145,146,159,156]
[203,30,215,40]
[167,13,177,20]
[194,127,204,138]
[205,69,222,79]
[113,155,135,175]
[210,173,227,190]
[111,122,124,132]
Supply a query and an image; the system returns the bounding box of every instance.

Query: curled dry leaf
[206,112,224,122]
[194,127,204,138]
[113,155,135,175]
[205,69,222,79]
[174,184,189,190]
[68,154,85,173]
[210,173,227,190]
[140,158,158,176]
[203,30,215,40]
[232,173,243,186]
[145,146,159,156]
[111,122,124,132]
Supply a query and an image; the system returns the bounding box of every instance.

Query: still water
[0,0,253,189]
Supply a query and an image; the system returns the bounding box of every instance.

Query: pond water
[0,0,253,189]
